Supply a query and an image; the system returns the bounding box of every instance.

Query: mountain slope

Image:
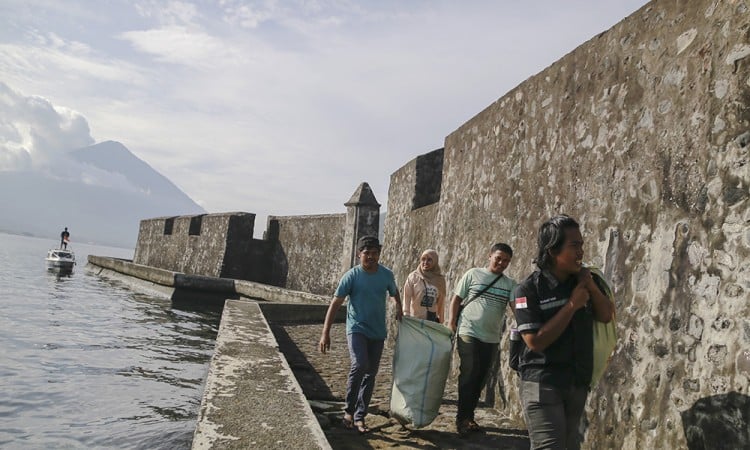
[0,141,205,248]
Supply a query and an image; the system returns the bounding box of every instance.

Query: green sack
[588,266,617,388]
[390,316,453,428]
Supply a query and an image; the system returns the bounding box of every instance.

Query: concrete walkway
[274,322,530,450]
[192,300,331,450]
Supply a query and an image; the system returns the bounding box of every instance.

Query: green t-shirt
[454,268,516,344]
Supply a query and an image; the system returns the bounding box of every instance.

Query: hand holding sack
[508,265,617,387]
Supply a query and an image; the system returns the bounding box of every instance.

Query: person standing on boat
[60,227,70,249]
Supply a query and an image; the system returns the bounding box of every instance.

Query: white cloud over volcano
[0,82,94,171]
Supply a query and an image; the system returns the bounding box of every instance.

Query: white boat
[46,248,76,271]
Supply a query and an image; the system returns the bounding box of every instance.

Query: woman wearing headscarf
[402,249,447,323]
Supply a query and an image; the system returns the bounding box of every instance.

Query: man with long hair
[514,215,614,449]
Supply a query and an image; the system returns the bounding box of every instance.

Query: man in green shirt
[448,243,516,437]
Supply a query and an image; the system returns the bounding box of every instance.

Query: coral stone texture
[382,0,749,448]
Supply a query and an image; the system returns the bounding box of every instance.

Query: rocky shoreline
[272,322,530,449]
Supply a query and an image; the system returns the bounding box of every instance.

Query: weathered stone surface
[268,213,345,295]
[192,301,330,450]
[380,1,750,448]
[133,212,275,282]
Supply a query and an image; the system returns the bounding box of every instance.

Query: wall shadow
[269,322,336,401]
[681,391,750,450]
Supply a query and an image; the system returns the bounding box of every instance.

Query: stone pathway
[272,322,530,449]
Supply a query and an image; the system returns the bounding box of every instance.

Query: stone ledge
[87,256,330,304]
[192,300,331,450]
[88,255,176,286]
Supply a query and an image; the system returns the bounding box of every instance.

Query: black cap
[357,236,381,251]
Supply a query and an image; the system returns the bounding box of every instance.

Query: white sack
[390,316,453,428]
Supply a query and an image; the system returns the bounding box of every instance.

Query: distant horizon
[0,229,136,252]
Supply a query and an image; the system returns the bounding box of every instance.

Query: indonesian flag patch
[516,297,527,309]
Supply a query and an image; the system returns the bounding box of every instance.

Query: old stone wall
[382,150,442,289]
[383,0,750,448]
[133,212,273,282]
[268,214,347,296]
[132,183,381,293]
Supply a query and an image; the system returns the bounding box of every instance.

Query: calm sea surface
[0,233,221,449]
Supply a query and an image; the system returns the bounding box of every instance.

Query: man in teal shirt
[448,243,516,437]
[319,236,402,434]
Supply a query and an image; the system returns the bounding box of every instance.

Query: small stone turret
[342,182,381,271]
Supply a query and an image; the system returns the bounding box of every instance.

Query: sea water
[0,233,220,449]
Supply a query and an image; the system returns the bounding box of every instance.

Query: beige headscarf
[415,249,446,297]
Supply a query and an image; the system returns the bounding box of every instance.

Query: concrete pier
[192,300,331,450]
[87,255,330,305]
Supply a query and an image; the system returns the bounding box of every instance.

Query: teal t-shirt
[335,265,399,340]
[454,268,516,344]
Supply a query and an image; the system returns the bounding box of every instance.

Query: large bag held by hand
[588,266,617,388]
[390,316,453,428]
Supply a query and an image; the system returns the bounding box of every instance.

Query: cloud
[119,25,246,68]
[0,82,94,170]
[0,83,141,193]
[223,2,276,29]
[134,0,200,26]
[0,30,151,91]
[0,145,32,171]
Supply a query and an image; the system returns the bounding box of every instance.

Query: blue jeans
[520,380,589,450]
[346,333,384,422]
[456,334,498,422]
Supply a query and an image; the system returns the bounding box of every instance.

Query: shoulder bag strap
[460,274,503,310]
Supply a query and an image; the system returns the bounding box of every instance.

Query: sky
[0,0,649,233]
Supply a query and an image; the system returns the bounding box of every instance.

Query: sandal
[468,419,483,433]
[354,420,370,434]
[456,419,470,438]
[342,413,354,429]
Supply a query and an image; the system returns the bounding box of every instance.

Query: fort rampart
[132,212,272,282]
[133,183,380,296]
[266,213,345,295]
[383,0,749,448]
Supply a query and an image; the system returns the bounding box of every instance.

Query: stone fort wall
[382,0,749,448]
[266,213,346,296]
[133,212,276,282]
[133,183,380,296]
